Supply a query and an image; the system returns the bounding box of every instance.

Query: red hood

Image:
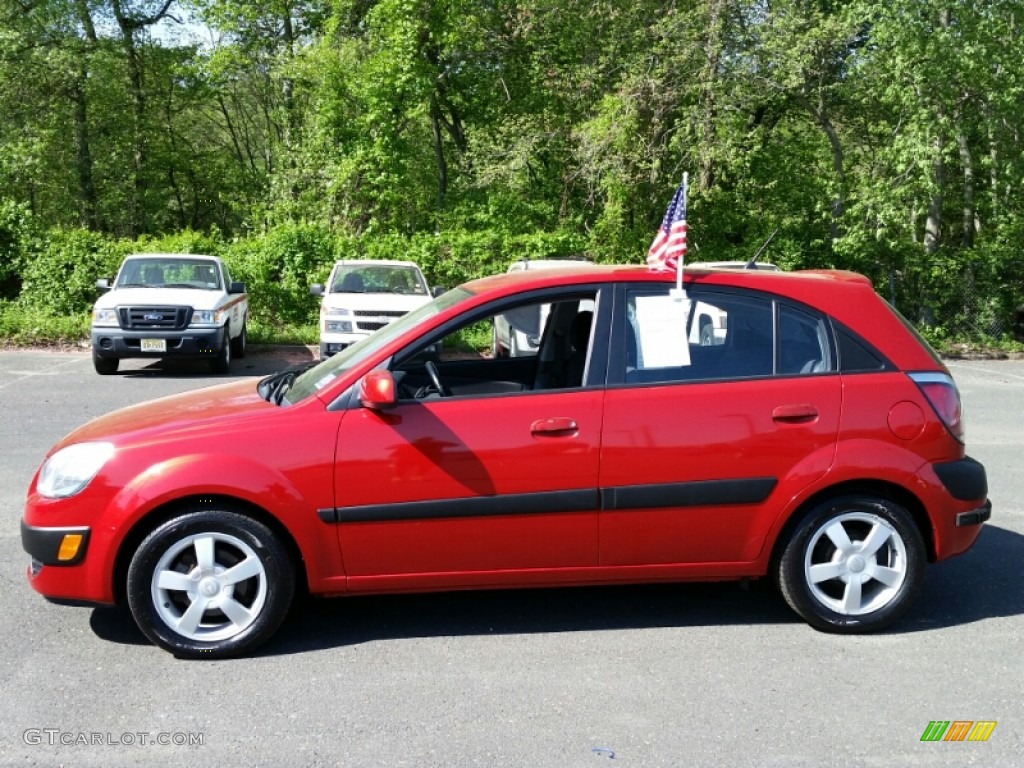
[56,379,276,450]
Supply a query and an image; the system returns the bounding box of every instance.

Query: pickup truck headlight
[325,308,353,333]
[92,308,119,327]
[37,442,115,499]
[190,309,226,326]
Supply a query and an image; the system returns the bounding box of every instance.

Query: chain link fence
[884,256,1024,345]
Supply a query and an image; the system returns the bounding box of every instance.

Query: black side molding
[601,478,777,511]
[323,489,599,524]
[319,477,777,524]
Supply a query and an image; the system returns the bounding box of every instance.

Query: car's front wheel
[126,509,295,659]
[776,495,926,633]
[92,352,118,375]
[210,327,231,373]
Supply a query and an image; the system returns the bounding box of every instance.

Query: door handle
[772,404,818,423]
[531,417,579,436]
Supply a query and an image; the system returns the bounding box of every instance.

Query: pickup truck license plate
[141,339,166,353]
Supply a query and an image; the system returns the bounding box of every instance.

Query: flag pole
[671,172,688,301]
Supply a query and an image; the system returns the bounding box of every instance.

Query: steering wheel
[422,359,447,398]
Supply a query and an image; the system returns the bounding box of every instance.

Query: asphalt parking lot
[0,349,1021,767]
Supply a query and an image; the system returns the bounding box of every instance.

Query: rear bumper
[927,455,991,559]
[934,456,988,501]
[955,499,992,527]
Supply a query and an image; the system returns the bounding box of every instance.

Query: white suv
[688,261,780,345]
[493,259,592,357]
[310,260,439,358]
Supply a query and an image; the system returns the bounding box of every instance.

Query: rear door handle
[772,404,818,423]
[531,417,579,436]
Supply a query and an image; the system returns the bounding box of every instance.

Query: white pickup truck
[310,259,440,359]
[90,253,249,375]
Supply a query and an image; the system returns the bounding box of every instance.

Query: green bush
[18,228,128,317]
[225,223,334,328]
[0,199,37,300]
[134,229,227,258]
[0,300,90,344]
[0,223,610,347]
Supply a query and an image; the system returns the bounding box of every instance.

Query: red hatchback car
[21,264,991,658]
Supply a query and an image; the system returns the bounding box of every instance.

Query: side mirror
[228,281,247,295]
[359,369,397,410]
[310,284,325,297]
[431,285,445,298]
[96,278,111,294]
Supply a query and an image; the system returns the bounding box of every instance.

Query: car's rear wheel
[92,352,118,375]
[210,327,231,373]
[776,495,925,633]
[126,510,295,659]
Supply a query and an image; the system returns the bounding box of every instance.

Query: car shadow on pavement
[87,580,799,655]
[86,524,1024,656]
[901,523,1024,632]
[267,581,800,657]
[115,345,316,379]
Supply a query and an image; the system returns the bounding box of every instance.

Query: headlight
[324,308,353,333]
[36,442,115,499]
[190,309,225,326]
[92,308,118,327]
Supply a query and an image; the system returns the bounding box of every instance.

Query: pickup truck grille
[354,310,406,332]
[118,306,191,331]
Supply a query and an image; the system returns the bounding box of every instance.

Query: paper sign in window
[634,295,691,368]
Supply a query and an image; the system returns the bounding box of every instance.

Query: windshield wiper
[258,361,319,405]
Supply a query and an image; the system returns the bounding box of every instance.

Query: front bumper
[21,520,91,567]
[91,327,224,359]
[320,331,370,358]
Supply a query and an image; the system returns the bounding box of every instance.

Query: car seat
[338,272,365,292]
[564,310,593,387]
[142,265,164,285]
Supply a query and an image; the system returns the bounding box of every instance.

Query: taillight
[909,372,964,442]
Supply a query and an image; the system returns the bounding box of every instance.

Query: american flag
[647,177,687,271]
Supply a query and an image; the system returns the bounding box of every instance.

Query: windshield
[117,257,222,290]
[284,287,474,404]
[331,264,428,295]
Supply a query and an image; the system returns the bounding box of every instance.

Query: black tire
[126,509,295,659]
[230,320,247,359]
[776,495,926,633]
[491,326,505,358]
[698,315,714,346]
[93,352,119,375]
[210,327,231,373]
